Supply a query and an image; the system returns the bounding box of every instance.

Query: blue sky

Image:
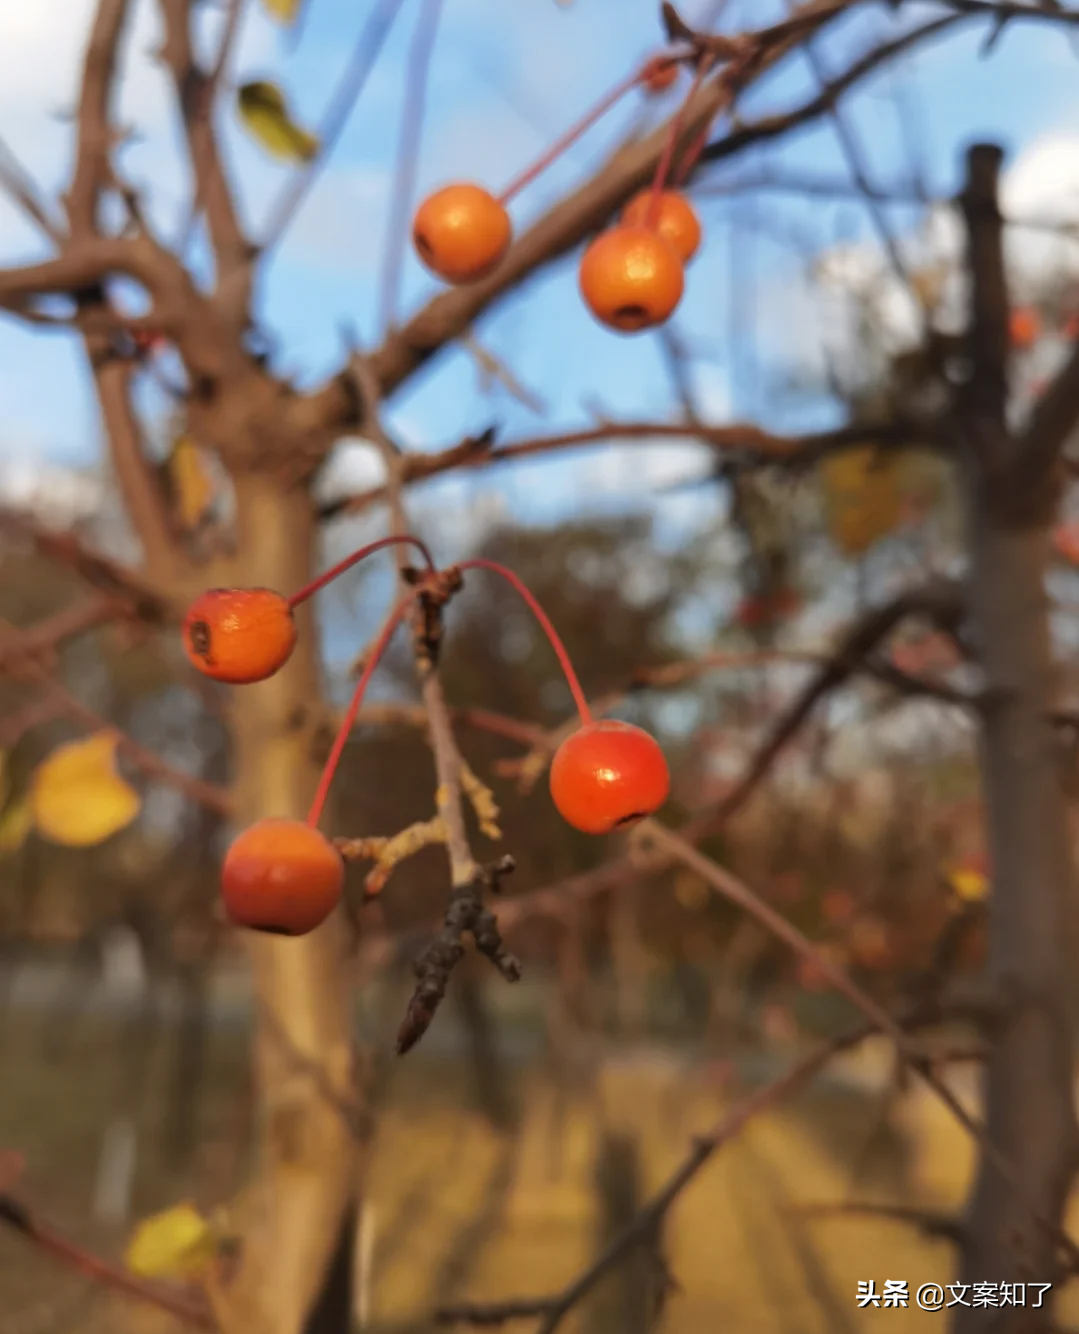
[1,0,1079,543]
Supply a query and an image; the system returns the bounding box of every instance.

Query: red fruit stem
[497,56,671,206]
[644,54,716,229]
[457,558,593,725]
[306,584,426,828]
[288,534,435,609]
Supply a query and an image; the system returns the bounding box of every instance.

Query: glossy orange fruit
[182,587,297,684]
[640,56,680,95]
[578,226,684,333]
[621,189,702,264]
[549,720,670,834]
[412,184,512,285]
[221,818,344,936]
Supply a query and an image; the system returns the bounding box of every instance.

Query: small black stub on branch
[396,855,520,1056]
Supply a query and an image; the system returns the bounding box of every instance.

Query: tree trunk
[224,474,361,1334]
[956,512,1079,1331]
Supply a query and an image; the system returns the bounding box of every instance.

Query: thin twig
[0,1194,213,1329]
[0,619,233,815]
[262,0,407,253]
[379,0,445,337]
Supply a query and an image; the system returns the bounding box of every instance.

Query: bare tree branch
[262,0,406,252]
[0,139,64,243]
[66,0,133,234]
[319,418,936,520]
[0,1193,213,1329]
[0,618,233,814]
[159,0,252,298]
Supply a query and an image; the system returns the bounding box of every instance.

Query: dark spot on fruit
[189,619,212,659]
[614,811,647,828]
[257,923,297,937]
[414,230,434,262]
[613,304,649,328]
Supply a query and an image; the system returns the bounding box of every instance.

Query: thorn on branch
[397,855,520,1056]
[660,3,748,62]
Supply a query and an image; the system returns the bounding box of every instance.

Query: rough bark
[223,475,361,1334]
[954,144,1079,1334]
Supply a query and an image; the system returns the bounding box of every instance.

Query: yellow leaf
[31,732,140,848]
[0,797,33,855]
[168,435,215,530]
[237,81,319,163]
[820,446,904,557]
[949,866,988,903]
[261,0,303,20]
[125,1203,216,1280]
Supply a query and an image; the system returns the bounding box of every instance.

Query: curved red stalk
[645,55,716,229]
[497,53,680,207]
[457,558,592,725]
[306,584,425,828]
[288,534,434,609]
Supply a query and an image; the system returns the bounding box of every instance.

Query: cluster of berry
[410,53,704,333]
[180,539,670,937]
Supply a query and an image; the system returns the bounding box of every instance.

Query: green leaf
[237,81,319,163]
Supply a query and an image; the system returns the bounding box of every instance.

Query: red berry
[640,57,680,95]
[1009,306,1040,350]
[549,720,670,834]
[182,587,297,684]
[221,818,344,936]
[578,226,685,333]
[412,184,512,285]
[621,189,702,264]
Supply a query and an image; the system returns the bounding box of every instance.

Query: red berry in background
[221,818,344,935]
[621,189,702,264]
[1009,306,1040,350]
[182,587,297,684]
[549,720,670,834]
[640,56,680,95]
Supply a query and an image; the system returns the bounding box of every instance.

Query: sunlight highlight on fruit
[578,226,684,333]
[549,720,670,835]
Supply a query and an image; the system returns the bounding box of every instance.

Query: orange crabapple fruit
[221,818,344,936]
[549,720,670,834]
[182,587,297,685]
[621,189,702,264]
[412,184,512,285]
[578,225,685,333]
